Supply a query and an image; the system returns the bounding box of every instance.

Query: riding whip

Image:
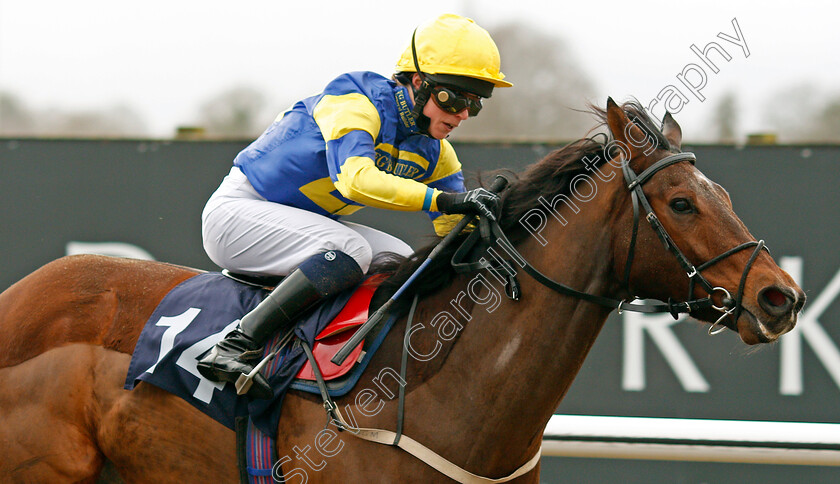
[331,175,509,365]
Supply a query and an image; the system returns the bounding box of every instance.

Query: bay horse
[0,99,804,483]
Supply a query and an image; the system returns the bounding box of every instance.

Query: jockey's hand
[436,188,500,221]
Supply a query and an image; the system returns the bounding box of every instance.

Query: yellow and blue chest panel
[233,71,464,219]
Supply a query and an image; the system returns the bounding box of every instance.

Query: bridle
[314,150,772,483]
[619,151,768,332]
[456,151,769,333]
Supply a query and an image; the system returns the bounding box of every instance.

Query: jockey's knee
[202,237,229,272]
[337,237,373,274]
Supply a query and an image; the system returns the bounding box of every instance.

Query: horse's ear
[605,97,626,137]
[605,97,654,160]
[662,112,682,150]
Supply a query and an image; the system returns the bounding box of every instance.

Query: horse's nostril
[764,288,788,307]
[759,287,793,316]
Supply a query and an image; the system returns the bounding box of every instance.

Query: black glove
[436,188,501,221]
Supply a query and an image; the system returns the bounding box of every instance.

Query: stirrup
[235,349,279,396]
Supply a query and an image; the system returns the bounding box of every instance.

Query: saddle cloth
[123,271,386,437]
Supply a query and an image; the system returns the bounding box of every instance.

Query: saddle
[293,274,382,381]
[214,271,394,484]
[124,271,394,439]
[221,269,384,382]
[220,269,385,382]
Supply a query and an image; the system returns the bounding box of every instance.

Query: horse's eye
[670,198,694,214]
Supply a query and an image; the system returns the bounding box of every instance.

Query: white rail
[542,415,840,466]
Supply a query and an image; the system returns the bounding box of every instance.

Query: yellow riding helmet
[395,14,513,92]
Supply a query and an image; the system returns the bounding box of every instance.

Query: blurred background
[1,0,838,143]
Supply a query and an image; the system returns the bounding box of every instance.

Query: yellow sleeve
[334,156,439,211]
[313,93,381,141]
[314,92,441,212]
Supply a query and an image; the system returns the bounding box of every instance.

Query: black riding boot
[196,250,363,399]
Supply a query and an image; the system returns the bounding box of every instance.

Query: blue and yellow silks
[233,71,465,236]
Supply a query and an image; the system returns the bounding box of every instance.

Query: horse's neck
[405,189,620,472]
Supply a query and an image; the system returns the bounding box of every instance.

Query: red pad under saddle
[295,274,387,381]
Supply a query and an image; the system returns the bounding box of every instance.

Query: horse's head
[604,98,805,344]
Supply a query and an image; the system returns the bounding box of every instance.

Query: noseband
[455,152,769,333]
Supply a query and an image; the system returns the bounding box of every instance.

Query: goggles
[430,86,483,116]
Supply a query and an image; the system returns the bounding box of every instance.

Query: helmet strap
[408,29,434,136]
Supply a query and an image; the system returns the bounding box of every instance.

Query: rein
[456,152,768,331]
[304,152,769,482]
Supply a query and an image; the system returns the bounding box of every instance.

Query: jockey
[197,13,512,398]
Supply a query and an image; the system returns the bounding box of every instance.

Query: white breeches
[201,167,414,276]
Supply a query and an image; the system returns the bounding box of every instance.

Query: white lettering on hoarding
[780,257,840,395]
[622,311,710,392]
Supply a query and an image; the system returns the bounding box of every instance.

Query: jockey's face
[422,94,471,140]
[410,73,474,140]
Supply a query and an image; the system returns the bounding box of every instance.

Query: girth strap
[329,407,542,484]
[300,296,542,484]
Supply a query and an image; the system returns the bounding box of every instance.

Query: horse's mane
[369,100,669,305]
